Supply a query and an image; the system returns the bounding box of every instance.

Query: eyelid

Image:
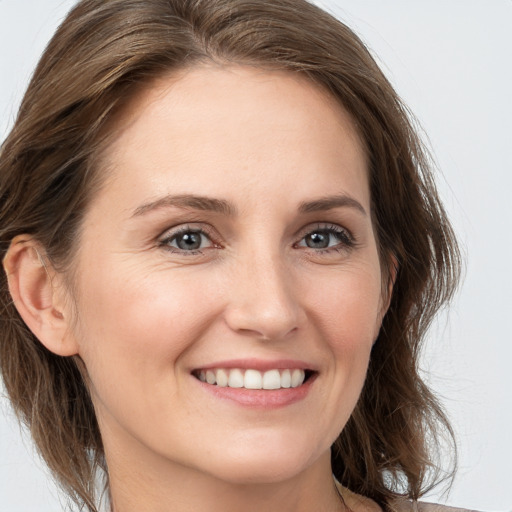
[295,222,353,240]
[158,223,222,252]
[156,221,356,255]
[294,222,356,252]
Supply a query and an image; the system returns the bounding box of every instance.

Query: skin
[5,64,388,512]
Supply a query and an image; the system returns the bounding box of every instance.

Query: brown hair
[0,0,461,510]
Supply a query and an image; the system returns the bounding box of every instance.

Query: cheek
[290,264,382,443]
[72,263,222,395]
[300,263,383,349]
[300,262,382,403]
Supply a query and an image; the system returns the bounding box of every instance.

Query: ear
[2,236,79,356]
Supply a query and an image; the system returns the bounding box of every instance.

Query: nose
[223,252,304,341]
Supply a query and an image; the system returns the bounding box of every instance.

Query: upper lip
[192,358,317,372]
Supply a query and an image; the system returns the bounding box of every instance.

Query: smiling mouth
[192,368,315,390]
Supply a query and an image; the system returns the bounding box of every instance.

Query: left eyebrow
[298,195,367,216]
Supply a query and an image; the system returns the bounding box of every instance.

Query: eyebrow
[298,195,367,216]
[131,193,366,218]
[132,194,237,217]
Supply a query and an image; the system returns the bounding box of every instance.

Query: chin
[200,436,326,485]
[208,460,307,486]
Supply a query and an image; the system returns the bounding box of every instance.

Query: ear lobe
[3,236,79,356]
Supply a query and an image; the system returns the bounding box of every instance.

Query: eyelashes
[294,223,355,253]
[159,225,220,255]
[158,223,356,256]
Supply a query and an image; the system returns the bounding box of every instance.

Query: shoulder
[335,482,480,512]
[391,499,481,512]
[416,504,480,512]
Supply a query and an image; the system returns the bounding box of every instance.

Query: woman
[0,0,468,511]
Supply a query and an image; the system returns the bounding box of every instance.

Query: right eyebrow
[131,194,237,218]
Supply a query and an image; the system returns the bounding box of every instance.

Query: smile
[193,368,311,390]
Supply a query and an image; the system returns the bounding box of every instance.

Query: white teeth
[228,368,244,388]
[216,369,228,387]
[281,369,291,388]
[291,369,304,388]
[262,369,281,390]
[244,369,262,389]
[196,368,308,389]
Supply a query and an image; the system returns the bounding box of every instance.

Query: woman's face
[67,65,387,484]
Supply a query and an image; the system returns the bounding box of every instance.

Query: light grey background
[1,0,510,510]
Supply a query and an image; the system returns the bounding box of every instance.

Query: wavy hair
[0,0,461,510]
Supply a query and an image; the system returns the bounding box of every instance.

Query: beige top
[392,501,479,512]
[337,482,478,512]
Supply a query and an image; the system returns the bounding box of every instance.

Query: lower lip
[193,374,316,409]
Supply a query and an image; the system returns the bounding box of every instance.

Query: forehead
[96,64,369,212]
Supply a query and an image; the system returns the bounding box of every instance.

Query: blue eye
[162,228,214,253]
[297,225,353,251]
